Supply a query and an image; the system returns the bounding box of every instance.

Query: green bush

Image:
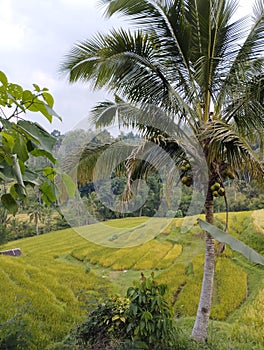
[73,274,179,350]
[0,306,37,350]
[125,273,176,349]
[74,295,130,349]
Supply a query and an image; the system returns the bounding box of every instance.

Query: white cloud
[0,0,256,134]
[0,0,29,50]
[31,70,59,91]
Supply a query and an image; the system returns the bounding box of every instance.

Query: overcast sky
[0,0,255,134]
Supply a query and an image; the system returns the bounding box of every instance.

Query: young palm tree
[28,203,44,236]
[61,0,264,341]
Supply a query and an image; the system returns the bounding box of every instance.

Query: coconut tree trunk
[35,215,39,236]
[191,189,215,342]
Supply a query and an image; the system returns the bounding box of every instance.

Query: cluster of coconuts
[180,160,236,197]
[210,181,225,197]
[210,167,235,197]
[180,162,193,187]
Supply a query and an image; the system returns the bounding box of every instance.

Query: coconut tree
[61,0,264,341]
[28,203,44,236]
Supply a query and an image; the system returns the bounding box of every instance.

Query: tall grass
[0,229,112,348]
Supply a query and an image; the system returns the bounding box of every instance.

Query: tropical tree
[61,0,264,342]
[28,202,45,236]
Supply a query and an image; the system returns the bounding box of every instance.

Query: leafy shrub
[125,273,176,349]
[0,306,37,350]
[73,274,178,350]
[74,295,130,349]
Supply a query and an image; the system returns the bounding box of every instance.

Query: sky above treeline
[0,0,255,134]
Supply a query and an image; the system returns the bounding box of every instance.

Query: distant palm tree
[28,203,44,236]
[61,0,264,341]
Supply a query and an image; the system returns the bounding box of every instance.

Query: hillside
[0,211,263,349]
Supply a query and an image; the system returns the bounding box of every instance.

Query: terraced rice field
[0,211,263,348]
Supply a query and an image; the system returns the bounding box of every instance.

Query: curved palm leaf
[199,219,264,265]
[200,120,264,180]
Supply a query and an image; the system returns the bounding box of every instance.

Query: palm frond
[59,141,115,184]
[221,72,264,138]
[85,1,202,104]
[91,96,199,138]
[62,29,187,111]
[252,0,264,22]
[123,137,184,202]
[215,1,264,111]
[200,120,264,182]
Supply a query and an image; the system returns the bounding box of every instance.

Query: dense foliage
[0,71,60,214]
[73,274,178,350]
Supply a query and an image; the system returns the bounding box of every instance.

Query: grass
[252,209,264,235]
[0,229,112,348]
[0,210,263,348]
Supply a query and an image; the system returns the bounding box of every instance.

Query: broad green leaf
[10,183,26,200]
[3,153,13,166]
[0,117,12,129]
[7,83,23,100]
[14,183,27,199]
[33,83,41,92]
[22,89,34,104]
[11,123,40,148]
[0,161,14,178]
[62,173,77,197]
[10,184,18,199]
[23,169,41,185]
[6,92,26,112]
[0,71,8,85]
[198,219,264,265]
[39,181,57,204]
[27,103,39,112]
[41,166,56,180]
[1,132,15,152]
[42,92,54,107]
[30,148,56,164]
[17,120,56,151]
[18,158,26,174]
[0,86,8,106]
[13,134,29,162]
[1,193,18,215]
[28,98,53,122]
